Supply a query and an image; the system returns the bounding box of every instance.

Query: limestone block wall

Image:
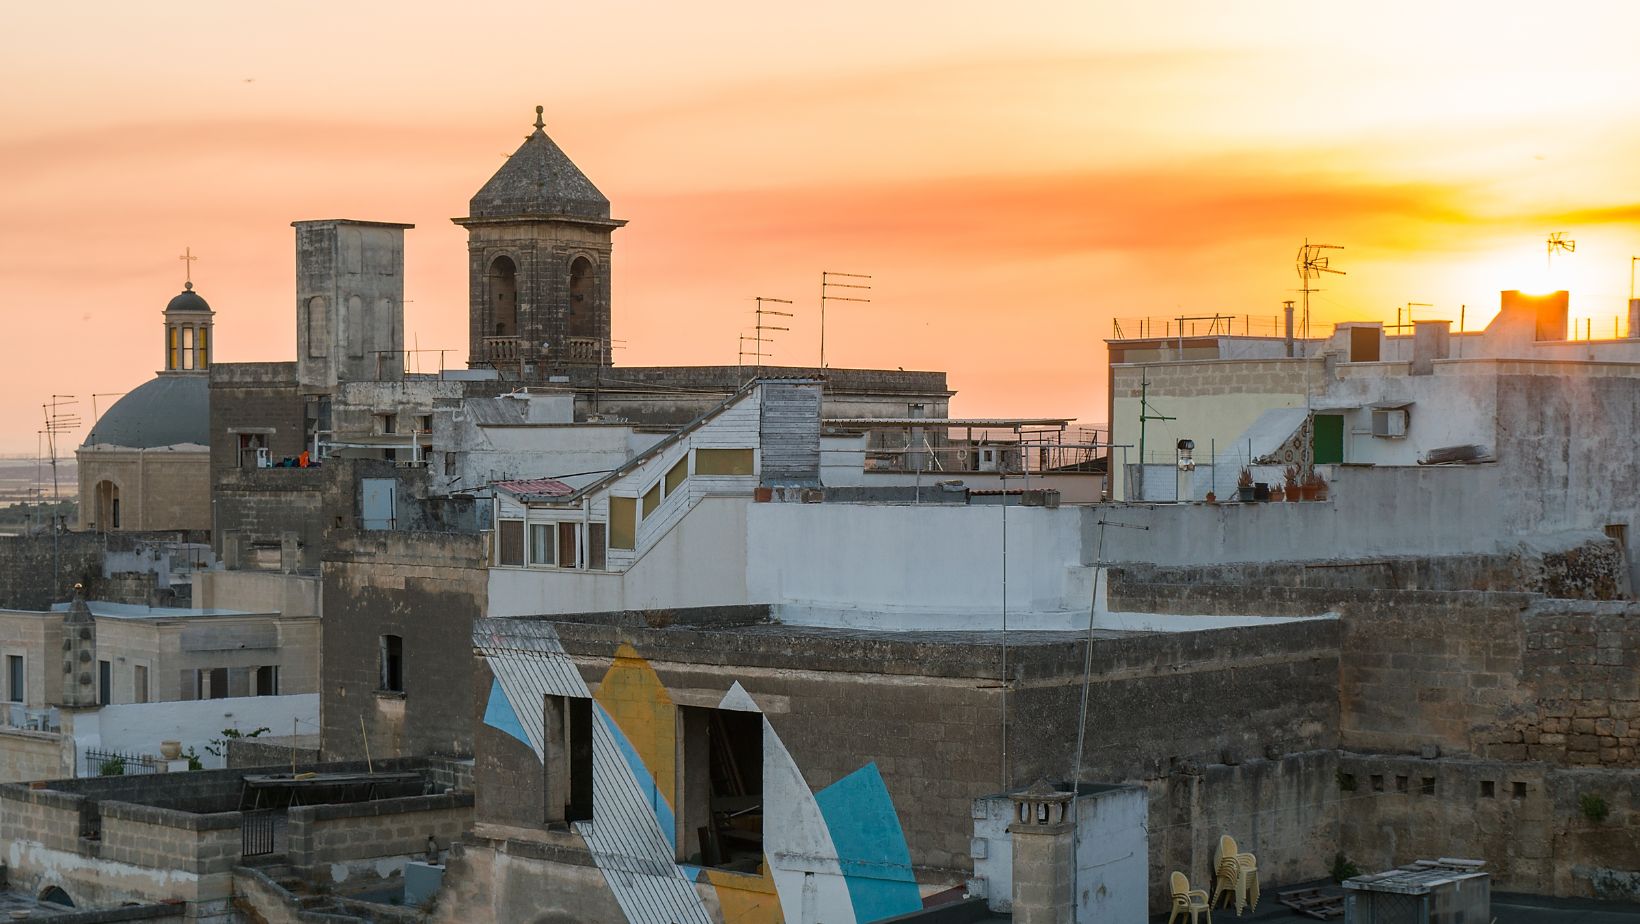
[286,792,475,882]
[99,801,242,876]
[0,728,73,782]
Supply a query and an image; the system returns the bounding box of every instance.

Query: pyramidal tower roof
[467,106,613,223]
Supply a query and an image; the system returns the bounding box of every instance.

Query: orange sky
[6,2,1640,454]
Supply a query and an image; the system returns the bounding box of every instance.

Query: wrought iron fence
[85,748,163,776]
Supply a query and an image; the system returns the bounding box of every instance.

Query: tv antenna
[818,272,871,368]
[737,297,793,370]
[42,395,80,502]
[1296,239,1345,340]
[1546,232,1575,273]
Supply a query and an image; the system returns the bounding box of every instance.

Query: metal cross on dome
[179,247,198,286]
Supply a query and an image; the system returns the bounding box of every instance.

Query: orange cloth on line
[298,451,311,468]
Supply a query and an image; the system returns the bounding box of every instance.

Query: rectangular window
[380,636,404,692]
[180,327,195,370]
[588,524,607,571]
[197,326,209,369]
[498,520,525,566]
[379,414,397,435]
[544,695,594,824]
[694,448,754,476]
[529,523,555,566]
[642,483,661,519]
[255,665,279,696]
[197,667,229,701]
[7,655,22,703]
[557,522,578,569]
[168,327,180,370]
[608,497,636,550]
[678,706,764,868]
[664,457,688,496]
[133,664,148,704]
[417,415,432,434]
[98,660,112,706]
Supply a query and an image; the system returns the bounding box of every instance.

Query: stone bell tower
[454,106,625,377]
[59,585,98,708]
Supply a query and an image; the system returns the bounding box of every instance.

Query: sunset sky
[6,2,1640,454]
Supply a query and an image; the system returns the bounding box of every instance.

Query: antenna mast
[1296,239,1345,340]
[42,395,80,502]
[819,272,871,368]
[737,297,793,371]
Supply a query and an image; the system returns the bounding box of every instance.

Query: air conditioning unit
[1371,407,1408,438]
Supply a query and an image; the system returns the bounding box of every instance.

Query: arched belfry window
[567,256,595,338]
[490,256,518,337]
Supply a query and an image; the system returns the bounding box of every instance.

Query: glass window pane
[695,448,754,475]
[665,458,688,496]
[642,483,661,518]
[498,520,524,566]
[608,497,636,550]
[529,523,555,565]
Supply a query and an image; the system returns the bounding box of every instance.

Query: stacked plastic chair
[1168,870,1212,924]
[1211,834,1260,916]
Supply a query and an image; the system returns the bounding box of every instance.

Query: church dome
[81,374,210,450]
[166,282,212,313]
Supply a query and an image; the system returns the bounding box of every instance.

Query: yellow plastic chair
[1211,835,1259,915]
[1169,870,1212,924]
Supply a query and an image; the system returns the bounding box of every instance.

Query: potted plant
[1237,468,1256,503]
[1301,469,1324,501]
[1205,491,1217,504]
[1282,465,1301,502]
[1270,484,1286,502]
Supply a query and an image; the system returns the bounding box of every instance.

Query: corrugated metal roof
[494,478,574,498]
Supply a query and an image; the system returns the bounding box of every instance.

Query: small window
[608,497,636,550]
[664,457,688,496]
[198,667,229,701]
[558,522,578,569]
[255,665,279,696]
[529,523,555,566]
[1370,774,1384,792]
[417,415,432,434]
[1512,781,1527,800]
[380,635,404,693]
[1371,407,1408,438]
[498,520,525,566]
[7,654,22,703]
[1480,780,1495,798]
[543,696,594,824]
[1395,775,1408,794]
[642,483,661,519]
[1420,777,1435,796]
[180,327,195,370]
[695,448,754,476]
[444,453,457,476]
[588,524,607,571]
[98,660,112,706]
[133,664,148,704]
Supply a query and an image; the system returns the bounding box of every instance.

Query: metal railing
[242,809,283,857]
[85,748,163,776]
[1112,314,1336,341]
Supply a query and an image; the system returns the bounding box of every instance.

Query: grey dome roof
[166,283,212,313]
[81,374,209,449]
[468,108,612,222]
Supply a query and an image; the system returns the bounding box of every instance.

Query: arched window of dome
[167,326,180,371]
[489,256,518,337]
[180,327,195,370]
[198,325,210,369]
[568,256,595,339]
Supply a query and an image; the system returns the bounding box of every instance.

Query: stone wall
[321,530,488,761]
[0,727,72,782]
[286,791,474,882]
[541,614,1340,893]
[0,531,105,609]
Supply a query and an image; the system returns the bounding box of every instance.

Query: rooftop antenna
[1546,232,1575,274]
[1296,239,1345,341]
[42,396,80,502]
[738,297,792,372]
[819,272,871,368]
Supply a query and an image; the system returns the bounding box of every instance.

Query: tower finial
[533,105,544,131]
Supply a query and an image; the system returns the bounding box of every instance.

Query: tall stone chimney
[59,584,97,708]
[1410,319,1452,375]
[1629,299,1639,339]
[1009,780,1076,924]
